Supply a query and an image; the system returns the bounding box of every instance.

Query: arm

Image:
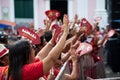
[42,14,69,74]
[36,41,54,60]
[44,19,52,32]
[71,14,79,30]
[62,27,84,53]
[61,52,70,63]
[61,38,80,63]
[65,55,78,80]
[36,21,55,60]
[65,43,78,80]
[97,34,108,47]
[35,19,53,60]
[62,35,78,53]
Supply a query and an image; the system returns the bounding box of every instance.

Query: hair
[44,30,52,42]
[7,40,32,80]
[35,35,44,55]
[35,35,44,47]
[80,34,87,42]
[95,26,100,31]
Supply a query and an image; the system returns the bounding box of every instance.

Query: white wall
[77,0,88,19]
[95,0,108,29]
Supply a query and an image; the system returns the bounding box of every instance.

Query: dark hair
[0,32,8,44]
[96,26,100,31]
[7,40,32,80]
[80,34,87,42]
[35,35,44,47]
[35,35,44,55]
[44,30,52,42]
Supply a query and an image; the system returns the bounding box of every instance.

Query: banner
[18,26,40,44]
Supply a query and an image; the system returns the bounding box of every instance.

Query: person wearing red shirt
[0,14,69,80]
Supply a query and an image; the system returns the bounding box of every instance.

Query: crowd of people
[0,10,114,80]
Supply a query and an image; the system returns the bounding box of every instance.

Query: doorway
[50,0,68,21]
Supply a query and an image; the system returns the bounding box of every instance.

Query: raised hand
[68,42,78,55]
[74,14,78,23]
[44,19,52,31]
[35,28,45,37]
[62,14,69,34]
[76,27,86,37]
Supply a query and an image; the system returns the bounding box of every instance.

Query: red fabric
[92,54,102,63]
[51,24,61,44]
[22,61,43,80]
[0,66,8,80]
[42,67,60,80]
[80,18,92,33]
[54,68,60,77]
[89,38,99,55]
[34,58,40,62]
[90,38,95,47]
[0,58,43,80]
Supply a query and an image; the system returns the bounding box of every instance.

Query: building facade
[0,0,108,30]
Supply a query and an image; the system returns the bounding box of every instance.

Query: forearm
[65,61,78,80]
[44,26,49,32]
[43,33,68,74]
[71,61,78,79]
[62,35,78,53]
[61,52,70,63]
[36,42,54,60]
[97,36,108,46]
[43,14,69,74]
[50,33,68,61]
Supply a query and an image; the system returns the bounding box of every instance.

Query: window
[14,0,33,18]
